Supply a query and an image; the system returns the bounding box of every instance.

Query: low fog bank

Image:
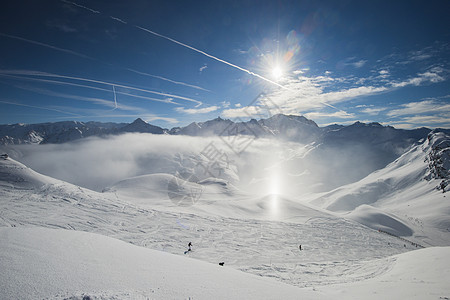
[2,133,405,196]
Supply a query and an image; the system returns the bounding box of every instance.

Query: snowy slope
[309,131,450,246]
[0,155,58,189]
[0,157,425,290]
[318,246,450,300]
[1,228,449,300]
[0,227,306,300]
[1,134,450,299]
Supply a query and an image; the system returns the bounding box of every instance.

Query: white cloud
[199,65,208,72]
[386,100,450,117]
[220,101,230,108]
[378,70,390,79]
[144,115,179,124]
[361,107,388,115]
[384,99,450,128]
[175,105,219,114]
[351,60,367,68]
[391,67,445,88]
[409,50,432,61]
[258,64,447,117]
[221,106,258,118]
[268,77,388,114]
[388,114,450,129]
[304,111,355,119]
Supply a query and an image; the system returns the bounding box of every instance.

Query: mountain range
[1,114,446,146]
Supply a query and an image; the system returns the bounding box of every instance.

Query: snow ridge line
[378,229,425,248]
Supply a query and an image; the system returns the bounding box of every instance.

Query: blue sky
[0,0,449,129]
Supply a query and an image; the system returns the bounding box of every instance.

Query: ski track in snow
[0,182,413,288]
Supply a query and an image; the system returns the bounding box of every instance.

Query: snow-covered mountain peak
[121,118,165,134]
[263,113,319,128]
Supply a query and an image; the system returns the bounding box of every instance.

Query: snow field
[0,179,414,289]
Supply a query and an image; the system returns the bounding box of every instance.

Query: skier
[299,245,302,251]
[184,242,193,254]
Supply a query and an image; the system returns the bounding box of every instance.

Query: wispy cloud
[221,106,253,118]
[360,107,388,115]
[339,57,368,68]
[258,76,388,115]
[384,98,450,129]
[388,114,450,129]
[46,20,77,33]
[304,111,355,120]
[387,100,450,117]
[391,67,445,88]
[175,105,219,114]
[199,65,208,73]
[235,65,447,118]
[351,60,368,68]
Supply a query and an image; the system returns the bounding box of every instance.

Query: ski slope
[1,225,449,299]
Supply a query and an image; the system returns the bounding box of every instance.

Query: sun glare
[269,173,280,195]
[272,66,283,80]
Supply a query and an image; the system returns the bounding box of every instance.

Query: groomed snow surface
[1,132,450,299]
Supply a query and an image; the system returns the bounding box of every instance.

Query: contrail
[0,32,94,60]
[135,25,288,90]
[61,0,100,13]
[112,85,118,109]
[6,83,156,112]
[127,68,210,92]
[59,1,345,113]
[0,99,81,117]
[110,16,127,24]
[0,72,182,106]
[0,70,202,106]
[58,0,288,90]
[0,32,205,93]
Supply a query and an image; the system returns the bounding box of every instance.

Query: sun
[271,66,283,80]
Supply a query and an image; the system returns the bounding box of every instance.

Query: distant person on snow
[188,242,192,251]
[299,245,302,251]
